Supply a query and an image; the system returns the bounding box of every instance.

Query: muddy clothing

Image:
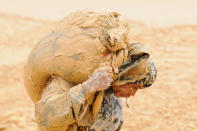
[89,88,123,131]
[35,43,157,131]
[35,77,123,131]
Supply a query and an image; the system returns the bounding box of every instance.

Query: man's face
[112,83,140,98]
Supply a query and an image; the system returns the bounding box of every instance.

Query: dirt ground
[0,9,197,131]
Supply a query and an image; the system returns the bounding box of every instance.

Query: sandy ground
[0,5,197,131]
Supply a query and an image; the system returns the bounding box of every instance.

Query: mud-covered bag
[24,11,130,102]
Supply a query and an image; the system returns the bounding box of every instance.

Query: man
[25,11,157,131]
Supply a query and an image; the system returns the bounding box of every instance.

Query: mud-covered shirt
[35,43,157,131]
[35,76,123,131]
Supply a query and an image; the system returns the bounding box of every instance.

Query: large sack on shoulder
[24,11,130,103]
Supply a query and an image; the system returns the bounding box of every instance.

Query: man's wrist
[82,81,96,99]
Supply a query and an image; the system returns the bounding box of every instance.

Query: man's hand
[82,66,113,98]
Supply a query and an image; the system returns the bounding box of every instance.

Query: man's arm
[112,43,157,97]
[124,43,157,88]
[35,67,113,130]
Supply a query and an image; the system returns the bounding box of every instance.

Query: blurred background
[1,0,197,26]
[0,0,197,131]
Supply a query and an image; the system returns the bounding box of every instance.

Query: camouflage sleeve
[116,43,157,88]
[35,76,87,130]
[142,57,157,88]
[129,43,157,88]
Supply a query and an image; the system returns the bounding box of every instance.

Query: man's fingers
[87,66,113,92]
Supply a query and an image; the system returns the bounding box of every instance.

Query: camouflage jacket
[35,43,157,131]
